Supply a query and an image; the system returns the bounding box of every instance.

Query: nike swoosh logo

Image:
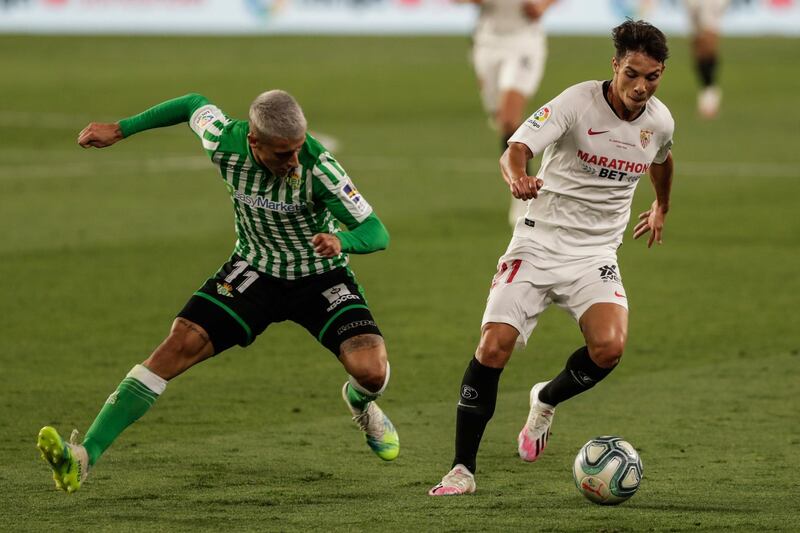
[588,128,609,136]
[614,291,626,298]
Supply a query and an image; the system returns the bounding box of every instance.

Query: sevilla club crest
[640,129,653,149]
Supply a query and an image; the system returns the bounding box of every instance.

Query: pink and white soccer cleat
[428,464,476,496]
[518,382,555,462]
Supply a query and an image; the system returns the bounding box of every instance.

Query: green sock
[346,383,374,411]
[82,364,166,466]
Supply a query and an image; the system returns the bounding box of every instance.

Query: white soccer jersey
[474,0,545,49]
[508,80,674,255]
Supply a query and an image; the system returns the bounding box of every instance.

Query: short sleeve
[653,116,675,164]
[653,139,673,164]
[508,84,585,155]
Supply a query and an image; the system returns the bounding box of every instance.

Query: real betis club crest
[216,282,234,298]
[287,170,302,190]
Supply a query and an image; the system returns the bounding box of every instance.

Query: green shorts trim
[317,304,369,342]
[193,291,253,345]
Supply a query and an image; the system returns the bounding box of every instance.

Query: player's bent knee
[347,356,387,390]
[476,341,509,367]
[476,325,516,368]
[340,334,388,392]
[352,368,386,393]
[588,336,626,369]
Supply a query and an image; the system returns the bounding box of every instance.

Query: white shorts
[684,0,730,33]
[471,36,547,115]
[481,252,628,348]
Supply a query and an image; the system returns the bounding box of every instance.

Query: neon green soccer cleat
[342,383,399,461]
[37,426,89,493]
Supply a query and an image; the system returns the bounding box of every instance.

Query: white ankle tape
[348,362,390,398]
[127,364,168,395]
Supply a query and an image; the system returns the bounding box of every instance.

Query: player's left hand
[312,233,342,258]
[633,200,667,248]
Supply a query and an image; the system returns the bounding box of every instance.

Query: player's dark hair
[612,19,669,63]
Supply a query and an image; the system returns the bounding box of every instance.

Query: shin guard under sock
[82,364,167,466]
[538,346,615,407]
[453,357,503,474]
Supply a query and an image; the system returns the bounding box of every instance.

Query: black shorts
[177,255,382,356]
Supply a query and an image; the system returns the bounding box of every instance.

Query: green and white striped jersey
[188,98,375,280]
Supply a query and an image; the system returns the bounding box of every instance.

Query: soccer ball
[573,436,643,505]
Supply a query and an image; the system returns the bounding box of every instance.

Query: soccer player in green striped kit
[37,90,399,493]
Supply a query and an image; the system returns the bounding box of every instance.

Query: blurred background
[1,0,799,35]
[1,1,798,531]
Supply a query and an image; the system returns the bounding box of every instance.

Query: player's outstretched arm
[78,122,124,148]
[78,93,211,150]
[634,151,673,248]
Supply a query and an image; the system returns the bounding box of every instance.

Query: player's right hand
[510,175,543,200]
[78,122,124,148]
[311,233,342,258]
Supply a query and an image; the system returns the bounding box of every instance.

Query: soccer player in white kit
[429,20,675,496]
[684,0,730,118]
[457,0,557,225]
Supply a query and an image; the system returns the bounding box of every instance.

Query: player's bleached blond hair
[249,90,307,141]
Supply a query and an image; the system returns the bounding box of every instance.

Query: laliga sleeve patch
[524,105,552,131]
[190,105,226,137]
[339,179,372,217]
[194,109,215,129]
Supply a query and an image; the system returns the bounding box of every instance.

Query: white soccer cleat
[698,86,722,119]
[428,464,476,496]
[518,381,555,462]
[342,383,399,461]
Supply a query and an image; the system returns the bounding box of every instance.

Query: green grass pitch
[1,34,798,531]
